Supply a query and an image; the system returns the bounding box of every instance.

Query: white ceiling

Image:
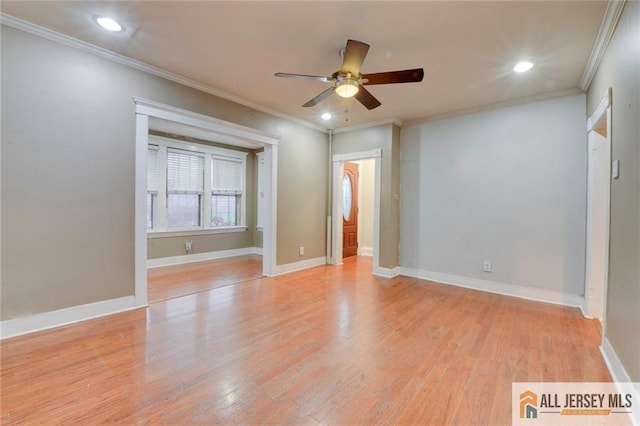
[1,1,607,130]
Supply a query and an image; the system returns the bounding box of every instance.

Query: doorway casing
[584,88,612,325]
[134,98,279,306]
[331,149,385,275]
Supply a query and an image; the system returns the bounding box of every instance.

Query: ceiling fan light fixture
[321,112,332,120]
[513,61,534,73]
[335,78,360,98]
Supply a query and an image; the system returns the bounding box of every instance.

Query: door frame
[134,98,279,306]
[331,149,382,273]
[584,88,612,327]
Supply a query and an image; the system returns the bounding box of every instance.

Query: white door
[584,130,610,320]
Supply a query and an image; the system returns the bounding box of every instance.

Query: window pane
[212,195,239,227]
[212,157,242,192]
[147,147,158,192]
[168,194,201,228]
[167,150,204,192]
[147,193,154,229]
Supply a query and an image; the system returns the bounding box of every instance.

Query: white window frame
[211,153,246,228]
[148,135,248,238]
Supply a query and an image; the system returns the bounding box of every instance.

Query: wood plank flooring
[1,256,611,424]
[147,254,263,303]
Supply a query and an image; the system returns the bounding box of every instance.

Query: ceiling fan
[275,39,424,110]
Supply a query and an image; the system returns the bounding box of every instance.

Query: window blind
[147,146,158,193]
[167,149,204,193]
[212,157,242,193]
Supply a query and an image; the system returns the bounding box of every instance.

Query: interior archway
[134,98,279,305]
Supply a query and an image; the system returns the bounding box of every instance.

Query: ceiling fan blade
[361,68,424,85]
[302,87,336,107]
[275,72,335,83]
[340,39,370,76]
[354,86,382,110]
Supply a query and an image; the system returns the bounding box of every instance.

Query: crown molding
[403,87,583,127]
[331,118,403,135]
[0,13,328,134]
[579,0,627,91]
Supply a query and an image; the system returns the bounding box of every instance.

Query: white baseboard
[147,247,262,268]
[396,267,583,308]
[274,256,327,276]
[357,246,374,257]
[601,337,640,426]
[373,266,399,278]
[0,296,145,340]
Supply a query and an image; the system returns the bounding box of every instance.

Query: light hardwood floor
[1,256,610,424]
[147,254,263,303]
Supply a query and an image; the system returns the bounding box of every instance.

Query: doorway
[134,98,279,307]
[584,88,612,323]
[332,149,384,275]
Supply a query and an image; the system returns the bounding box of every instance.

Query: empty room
[1,1,638,424]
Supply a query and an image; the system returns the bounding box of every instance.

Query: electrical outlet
[483,260,492,273]
[185,240,193,251]
[299,246,304,256]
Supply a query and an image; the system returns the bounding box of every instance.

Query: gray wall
[332,124,400,268]
[1,26,328,320]
[275,119,328,265]
[587,1,640,381]
[400,94,587,296]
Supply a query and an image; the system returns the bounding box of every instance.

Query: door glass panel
[343,175,352,221]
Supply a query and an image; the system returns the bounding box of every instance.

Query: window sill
[256,226,264,232]
[147,226,248,239]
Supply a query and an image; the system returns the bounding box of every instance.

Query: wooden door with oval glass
[342,162,358,258]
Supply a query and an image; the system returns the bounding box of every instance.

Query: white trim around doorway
[583,88,612,326]
[134,98,279,307]
[331,149,384,275]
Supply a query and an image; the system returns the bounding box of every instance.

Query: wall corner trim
[396,267,584,308]
[273,257,327,276]
[147,247,263,268]
[0,296,146,340]
[579,0,627,91]
[600,337,640,426]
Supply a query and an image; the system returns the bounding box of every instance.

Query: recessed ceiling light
[513,61,534,73]
[93,15,123,32]
[321,113,332,120]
